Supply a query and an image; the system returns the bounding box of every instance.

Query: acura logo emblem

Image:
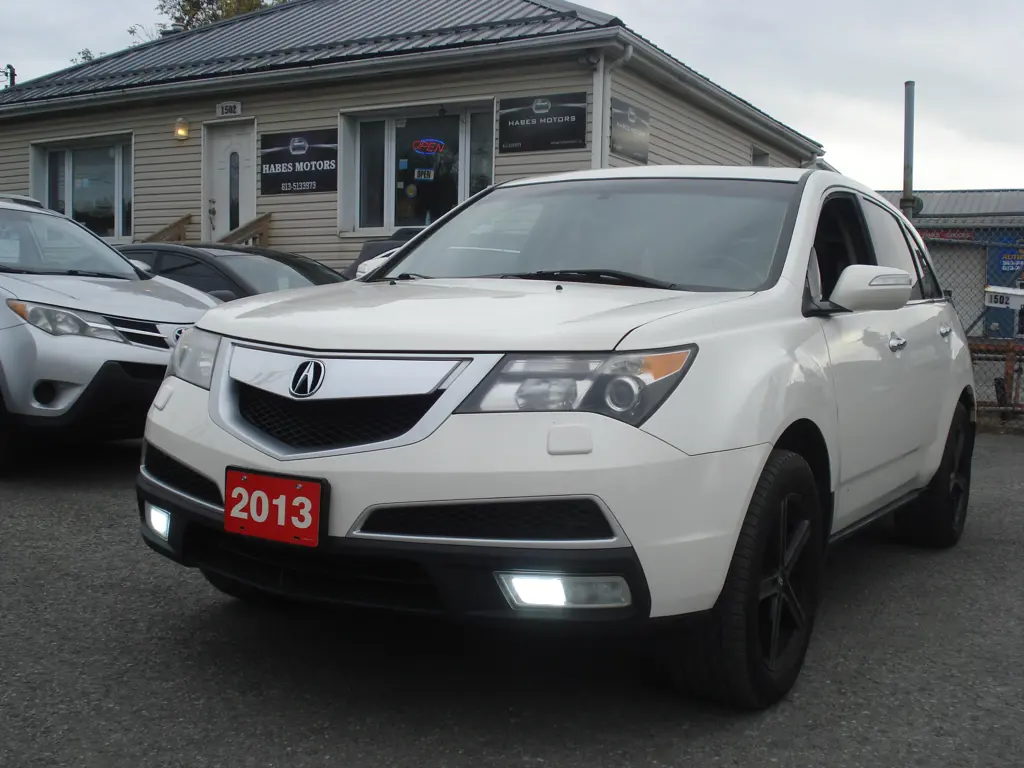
[289,360,325,398]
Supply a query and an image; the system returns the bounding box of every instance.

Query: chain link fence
[921,225,1024,419]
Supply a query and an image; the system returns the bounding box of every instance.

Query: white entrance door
[205,121,256,240]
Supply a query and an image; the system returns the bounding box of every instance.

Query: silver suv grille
[103,316,169,349]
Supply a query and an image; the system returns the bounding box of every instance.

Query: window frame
[31,133,135,244]
[340,100,496,237]
[897,218,946,302]
[858,195,925,302]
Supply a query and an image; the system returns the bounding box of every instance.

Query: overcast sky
[4,0,1020,191]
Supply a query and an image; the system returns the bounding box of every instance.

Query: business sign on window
[609,97,651,164]
[259,128,338,195]
[497,92,587,154]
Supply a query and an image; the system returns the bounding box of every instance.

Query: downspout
[590,52,606,169]
[600,44,634,168]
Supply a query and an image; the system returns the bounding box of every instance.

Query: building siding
[607,67,802,169]
[0,60,593,269]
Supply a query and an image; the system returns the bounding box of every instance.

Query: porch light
[174,117,189,140]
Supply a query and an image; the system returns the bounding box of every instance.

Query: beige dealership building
[0,0,828,269]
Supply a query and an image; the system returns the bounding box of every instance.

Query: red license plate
[224,468,323,548]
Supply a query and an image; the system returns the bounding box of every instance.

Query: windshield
[380,178,799,291]
[207,250,344,293]
[0,207,139,279]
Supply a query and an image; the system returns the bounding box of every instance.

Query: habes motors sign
[609,97,651,165]
[259,128,338,195]
[497,92,588,154]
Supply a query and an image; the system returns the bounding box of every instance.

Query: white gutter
[600,43,634,167]
[590,51,605,169]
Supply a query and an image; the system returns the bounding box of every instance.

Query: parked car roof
[0,195,46,209]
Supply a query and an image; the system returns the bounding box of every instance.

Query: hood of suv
[1,273,219,322]
[197,278,753,351]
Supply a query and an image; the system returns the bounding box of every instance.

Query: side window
[900,223,943,300]
[859,199,923,301]
[808,193,873,302]
[157,252,238,294]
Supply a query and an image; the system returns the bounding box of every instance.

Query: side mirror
[830,265,912,312]
[208,289,238,302]
[128,259,153,273]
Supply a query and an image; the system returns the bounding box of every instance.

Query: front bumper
[0,323,170,438]
[139,470,652,625]
[141,378,771,620]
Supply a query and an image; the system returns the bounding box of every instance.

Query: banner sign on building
[609,97,651,164]
[259,129,338,195]
[497,93,588,153]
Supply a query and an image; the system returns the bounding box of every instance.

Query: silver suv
[0,200,218,465]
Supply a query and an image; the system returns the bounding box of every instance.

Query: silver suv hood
[0,273,219,322]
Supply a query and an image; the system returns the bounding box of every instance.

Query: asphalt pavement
[1,434,1022,768]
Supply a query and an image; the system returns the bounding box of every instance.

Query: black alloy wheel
[659,449,824,710]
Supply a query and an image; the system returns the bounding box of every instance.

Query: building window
[229,151,240,232]
[347,105,494,233]
[42,139,133,240]
[751,147,770,167]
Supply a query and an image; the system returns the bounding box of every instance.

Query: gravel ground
[1,434,1022,768]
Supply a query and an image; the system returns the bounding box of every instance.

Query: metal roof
[0,0,821,155]
[0,0,615,106]
[877,189,1024,228]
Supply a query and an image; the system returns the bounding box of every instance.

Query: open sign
[412,138,445,155]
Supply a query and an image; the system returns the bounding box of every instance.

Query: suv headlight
[167,327,221,390]
[6,300,126,343]
[456,346,697,427]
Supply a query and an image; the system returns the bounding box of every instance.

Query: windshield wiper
[0,265,31,274]
[389,272,431,281]
[34,269,131,280]
[497,269,678,290]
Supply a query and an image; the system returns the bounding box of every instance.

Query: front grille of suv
[103,316,170,349]
[235,383,443,452]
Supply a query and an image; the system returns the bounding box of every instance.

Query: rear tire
[894,402,973,549]
[200,568,293,607]
[657,449,825,710]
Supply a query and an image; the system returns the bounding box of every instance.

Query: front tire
[658,449,825,710]
[894,402,973,549]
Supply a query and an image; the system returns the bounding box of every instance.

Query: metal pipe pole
[900,80,915,220]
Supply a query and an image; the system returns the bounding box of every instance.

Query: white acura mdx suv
[138,166,976,710]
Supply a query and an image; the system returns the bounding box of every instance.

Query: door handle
[888,333,908,352]
[939,325,952,338]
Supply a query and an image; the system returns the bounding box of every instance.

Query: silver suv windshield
[379,177,800,292]
[0,207,139,279]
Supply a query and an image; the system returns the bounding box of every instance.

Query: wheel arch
[773,418,834,543]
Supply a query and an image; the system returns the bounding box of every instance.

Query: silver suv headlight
[167,327,221,390]
[456,346,697,427]
[6,299,126,343]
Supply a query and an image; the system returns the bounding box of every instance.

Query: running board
[827,488,923,545]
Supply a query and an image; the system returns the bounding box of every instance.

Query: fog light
[146,503,171,540]
[495,572,631,609]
